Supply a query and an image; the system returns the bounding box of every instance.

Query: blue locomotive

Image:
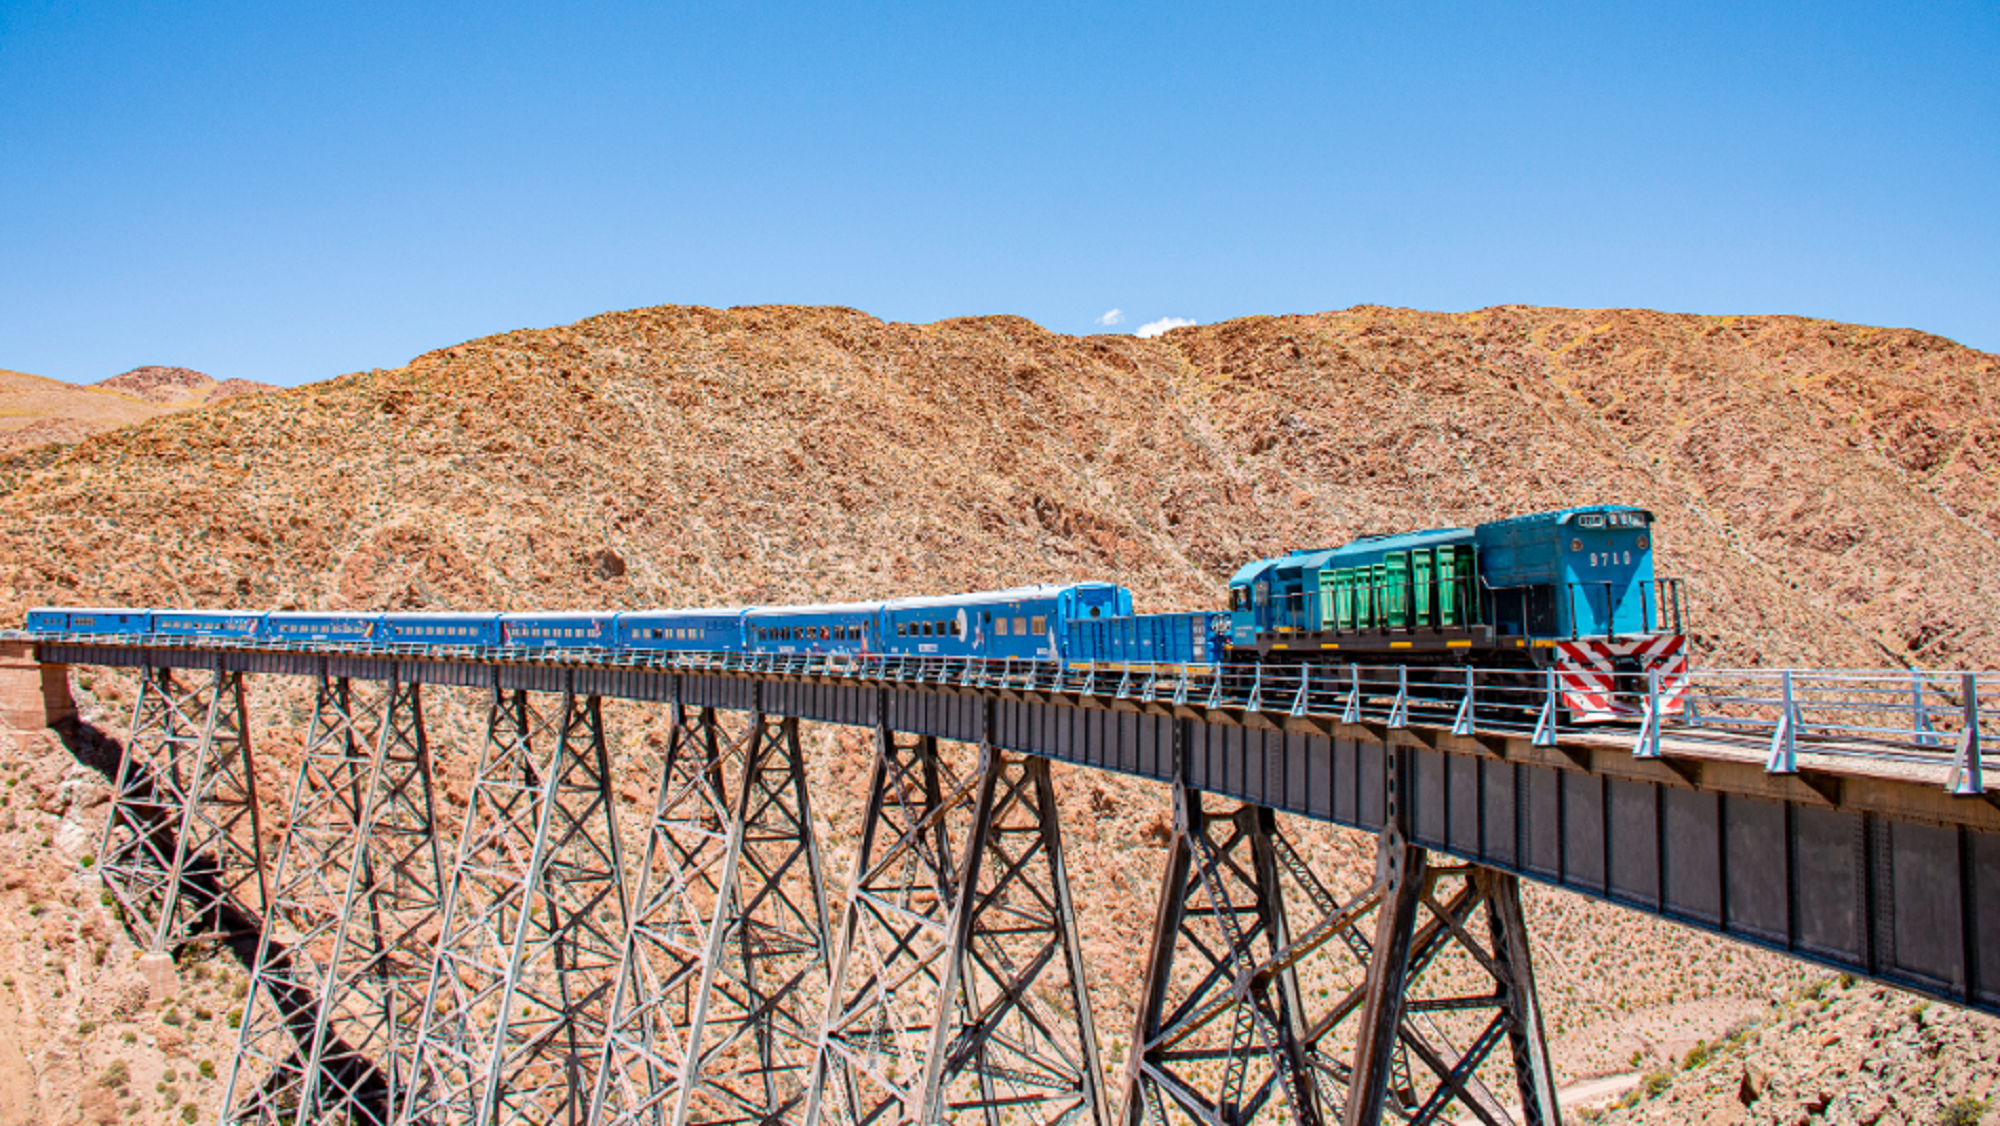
[21,504,1684,719]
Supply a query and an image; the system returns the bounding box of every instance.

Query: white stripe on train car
[1554,635,1688,723]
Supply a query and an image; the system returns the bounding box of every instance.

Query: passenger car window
[995,618,1008,636]
[1031,616,1047,634]
[1014,617,1027,635]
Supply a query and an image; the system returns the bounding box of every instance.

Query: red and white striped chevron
[1555,634,1688,723]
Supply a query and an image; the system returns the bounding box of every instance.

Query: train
[22,504,1686,721]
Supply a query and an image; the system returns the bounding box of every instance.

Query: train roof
[743,601,883,618]
[1327,525,1476,562]
[1478,504,1652,529]
[620,606,750,618]
[883,584,1113,612]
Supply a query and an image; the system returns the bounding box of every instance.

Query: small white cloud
[1096,308,1124,326]
[1136,316,1196,338]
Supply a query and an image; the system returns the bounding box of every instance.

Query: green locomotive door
[1411,548,1434,629]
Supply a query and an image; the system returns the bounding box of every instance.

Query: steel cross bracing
[592,684,833,1126]
[1123,742,1560,1126]
[224,668,445,1125]
[1121,788,1342,1126]
[97,658,268,954]
[1339,852,1559,1126]
[809,698,1109,1126]
[399,672,631,1126]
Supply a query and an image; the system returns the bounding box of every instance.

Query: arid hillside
[0,367,274,455]
[0,303,1996,1123]
[2,304,1997,666]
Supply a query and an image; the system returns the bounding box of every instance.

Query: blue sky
[2,0,1995,386]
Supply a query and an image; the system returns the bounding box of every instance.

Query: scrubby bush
[1941,1096,1987,1126]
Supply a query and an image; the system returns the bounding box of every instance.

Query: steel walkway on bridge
[24,636,2000,1126]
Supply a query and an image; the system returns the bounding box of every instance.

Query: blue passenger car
[744,602,882,656]
[263,612,381,645]
[882,584,1133,662]
[154,610,264,640]
[25,607,153,635]
[382,613,501,648]
[498,612,617,650]
[618,609,747,653]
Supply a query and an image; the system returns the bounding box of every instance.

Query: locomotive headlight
[1571,538,1583,552]
[1637,535,1649,550]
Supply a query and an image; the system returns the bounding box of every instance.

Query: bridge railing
[12,630,1996,791]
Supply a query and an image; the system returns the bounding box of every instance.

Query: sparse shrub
[193,1006,212,1021]
[121,1030,136,1044]
[77,1019,97,1035]
[1942,1096,1987,1126]
[197,1060,215,1079]
[1641,1065,1674,1099]
[161,1069,175,1083]
[226,1007,241,1028]
[1681,1040,1710,1071]
[180,1106,197,1123]
[79,854,93,868]
[99,1059,130,1089]
[161,1009,183,1027]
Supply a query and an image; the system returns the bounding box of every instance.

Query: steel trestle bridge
[17,630,2000,1126]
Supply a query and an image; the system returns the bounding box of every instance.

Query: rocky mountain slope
[93,366,273,406]
[0,302,1995,1123]
[0,367,273,455]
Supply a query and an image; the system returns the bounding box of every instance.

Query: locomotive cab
[1477,506,1671,641]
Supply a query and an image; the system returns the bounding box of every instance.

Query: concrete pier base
[0,639,74,731]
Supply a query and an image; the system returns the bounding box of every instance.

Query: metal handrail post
[1532,668,1558,747]
[1949,673,1985,797]
[1633,667,1662,758]
[1451,667,1475,736]
[1341,664,1361,724]
[1387,665,1409,728]
[1767,670,1799,774]
[1914,668,1941,748]
[1289,664,1312,718]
